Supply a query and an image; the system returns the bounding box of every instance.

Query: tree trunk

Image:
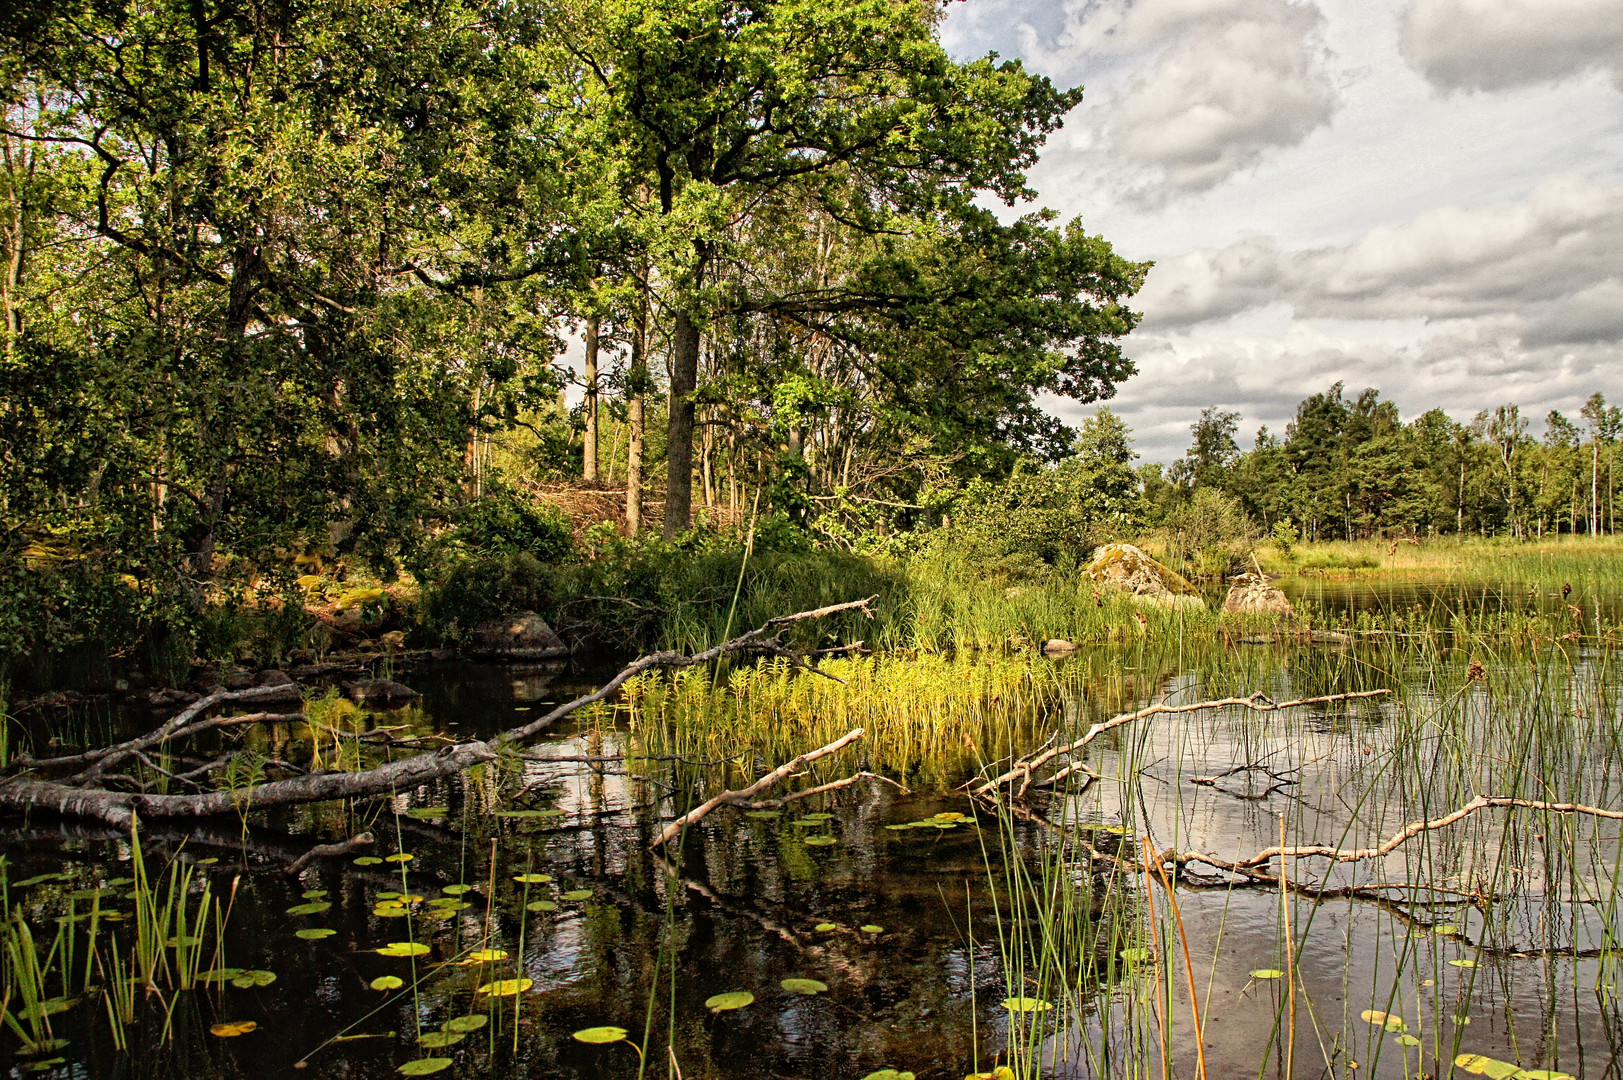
[664,307,699,538]
[626,278,648,534]
[582,315,600,481]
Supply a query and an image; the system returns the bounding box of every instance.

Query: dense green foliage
[0,0,1145,667]
[1150,385,1622,543]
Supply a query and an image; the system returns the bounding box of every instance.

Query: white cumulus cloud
[1402,0,1623,91]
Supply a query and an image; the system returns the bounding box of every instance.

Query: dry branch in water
[970,689,1393,796]
[0,597,878,829]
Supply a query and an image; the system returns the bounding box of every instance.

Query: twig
[651,729,865,848]
[970,690,1391,796]
[287,832,375,875]
[727,771,909,809]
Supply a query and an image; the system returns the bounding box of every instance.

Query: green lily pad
[370,976,404,990]
[405,807,448,820]
[444,1014,488,1033]
[814,922,837,932]
[376,942,430,957]
[477,978,534,996]
[860,924,883,934]
[781,978,828,995]
[418,1031,464,1048]
[931,821,958,830]
[790,818,823,827]
[1250,969,1284,979]
[1433,924,1458,935]
[573,1026,628,1044]
[933,812,965,821]
[744,810,781,819]
[1449,958,1477,968]
[398,1059,452,1076]
[377,891,401,900]
[513,873,552,884]
[1396,1035,1422,1046]
[1002,997,1052,1013]
[802,812,835,821]
[705,991,755,1012]
[373,906,409,918]
[884,823,915,830]
[287,901,331,915]
[301,889,328,899]
[464,948,507,963]
[1361,1010,1408,1033]
[1517,1071,1576,1080]
[197,968,245,984]
[384,853,414,863]
[231,969,277,988]
[803,835,837,846]
[296,928,337,940]
[526,900,558,913]
[353,856,383,866]
[561,889,593,901]
[1453,1054,1521,1079]
[441,884,474,895]
[862,1072,916,1080]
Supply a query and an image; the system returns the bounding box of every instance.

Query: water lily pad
[464,948,508,963]
[1433,924,1458,935]
[444,1015,488,1033]
[744,810,781,819]
[296,928,337,940]
[931,821,958,830]
[231,969,277,988]
[384,853,414,863]
[377,891,401,900]
[197,968,244,984]
[302,889,328,899]
[405,807,448,820]
[814,922,837,932]
[373,906,409,918]
[861,1071,916,1080]
[1250,969,1284,979]
[68,887,115,901]
[561,889,593,901]
[802,812,835,821]
[209,1020,257,1037]
[1396,1034,1422,1047]
[513,873,552,884]
[477,978,534,996]
[1361,1010,1408,1032]
[526,900,558,913]
[353,856,383,866]
[705,991,755,1012]
[803,836,837,846]
[884,823,915,830]
[781,978,828,995]
[790,818,823,827]
[1002,997,1053,1013]
[442,884,474,895]
[573,1026,628,1044]
[1453,1054,1521,1079]
[860,924,883,934]
[418,908,457,922]
[1119,948,1150,963]
[376,942,431,957]
[370,976,404,990]
[1449,958,1477,968]
[1517,1071,1576,1080]
[933,812,966,821]
[418,1031,464,1048]
[398,1059,452,1076]
[287,901,331,915]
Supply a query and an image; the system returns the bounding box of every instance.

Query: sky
[938,0,1623,463]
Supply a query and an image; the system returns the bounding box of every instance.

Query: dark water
[4,607,1622,1079]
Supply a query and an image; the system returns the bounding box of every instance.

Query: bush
[1160,488,1255,580]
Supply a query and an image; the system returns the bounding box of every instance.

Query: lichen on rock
[1085,544,1204,608]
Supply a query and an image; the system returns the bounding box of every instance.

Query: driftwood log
[0,597,877,829]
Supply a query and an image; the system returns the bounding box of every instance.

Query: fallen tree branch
[651,729,865,848]
[287,832,375,876]
[727,771,909,809]
[0,597,877,829]
[970,689,1392,796]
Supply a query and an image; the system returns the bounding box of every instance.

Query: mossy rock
[1085,544,1202,605]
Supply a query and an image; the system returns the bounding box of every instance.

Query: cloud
[1138,175,1623,326]
[1112,4,1337,190]
[1402,0,1623,92]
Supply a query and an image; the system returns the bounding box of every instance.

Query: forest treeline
[1143,385,1622,545]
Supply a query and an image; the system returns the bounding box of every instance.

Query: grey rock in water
[1222,574,1295,617]
[346,678,420,703]
[1041,639,1078,657]
[467,613,570,660]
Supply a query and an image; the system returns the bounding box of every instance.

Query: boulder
[1041,639,1077,658]
[468,613,569,660]
[346,678,420,704]
[1222,574,1295,618]
[1085,544,1204,608]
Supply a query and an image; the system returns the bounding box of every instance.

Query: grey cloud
[1402,0,1623,92]
[1136,176,1623,327]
